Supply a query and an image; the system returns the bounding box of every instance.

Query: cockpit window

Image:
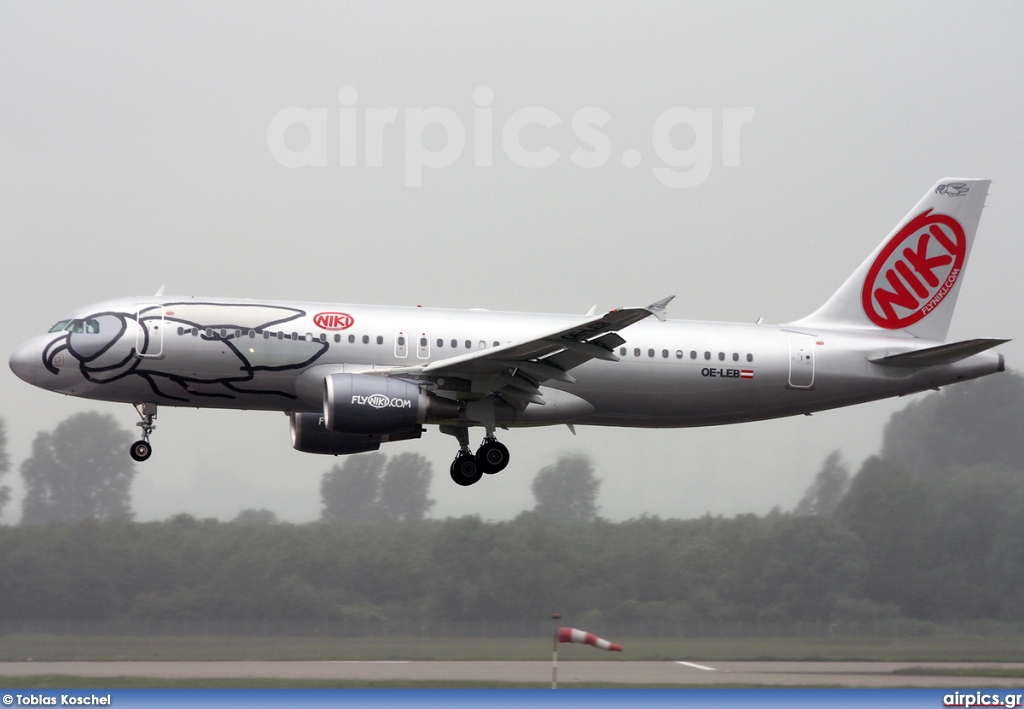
[49,318,101,334]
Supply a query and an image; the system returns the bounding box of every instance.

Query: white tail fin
[793,178,990,341]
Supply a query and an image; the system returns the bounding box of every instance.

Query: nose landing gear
[130,402,157,462]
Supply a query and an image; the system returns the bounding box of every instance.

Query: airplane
[9,178,1008,486]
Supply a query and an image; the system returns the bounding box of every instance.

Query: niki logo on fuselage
[861,210,966,330]
[314,312,354,331]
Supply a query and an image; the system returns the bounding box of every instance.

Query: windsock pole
[552,631,558,689]
[552,627,623,688]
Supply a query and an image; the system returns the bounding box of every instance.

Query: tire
[477,440,510,474]
[450,453,483,486]
[130,440,152,462]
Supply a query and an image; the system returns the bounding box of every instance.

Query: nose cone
[10,339,43,385]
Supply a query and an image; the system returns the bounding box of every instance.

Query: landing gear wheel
[450,453,483,486]
[130,440,152,462]
[131,403,157,462]
[477,440,510,474]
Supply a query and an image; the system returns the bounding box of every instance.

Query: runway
[2,660,1024,687]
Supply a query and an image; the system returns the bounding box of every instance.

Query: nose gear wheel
[130,403,158,462]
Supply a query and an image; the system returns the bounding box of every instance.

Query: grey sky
[1,1,1021,524]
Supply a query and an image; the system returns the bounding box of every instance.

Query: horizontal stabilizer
[869,338,1009,368]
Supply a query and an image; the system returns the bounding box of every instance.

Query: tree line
[0,371,1020,630]
[0,410,603,526]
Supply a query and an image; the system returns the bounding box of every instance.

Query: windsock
[557,627,623,652]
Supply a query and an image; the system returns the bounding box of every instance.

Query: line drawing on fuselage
[9,178,1009,487]
[41,303,327,403]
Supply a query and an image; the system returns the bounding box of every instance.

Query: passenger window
[704,351,711,360]
[349,334,355,343]
[451,339,457,348]
[718,352,725,361]
[648,349,655,358]
[334,334,341,343]
[222,329,229,338]
[690,351,697,359]
[633,348,640,357]
[662,349,669,358]
[398,336,406,346]
[676,350,683,359]
[493,341,499,347]
[192,328,199,336]
[732,353,739,361]
[747,353,753,362]
[465,340,471,349]
[249,330,256,338]
[277,332,284,340]
[177,327,184,336]
[619,347,626,356]
[437,338,443,348]
[362,335,369,344]
[320,334,326,343]
[420,337,427,347]
[376,336,383,345]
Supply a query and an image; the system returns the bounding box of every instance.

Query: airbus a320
[9,178,1007,486]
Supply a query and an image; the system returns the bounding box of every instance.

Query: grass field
[3,634,1024,663]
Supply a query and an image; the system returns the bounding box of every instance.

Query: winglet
[154,285,166,297]
[646,295,675,322]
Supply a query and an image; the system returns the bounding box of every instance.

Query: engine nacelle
[323,373,461,434]
[290,412,422,455]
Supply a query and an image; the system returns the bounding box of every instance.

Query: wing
[358,296,674,409]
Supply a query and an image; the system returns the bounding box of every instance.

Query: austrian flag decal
[741,370,754,379]
[862,209,966,329]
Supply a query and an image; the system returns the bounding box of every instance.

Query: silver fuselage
[9,297,1004,429]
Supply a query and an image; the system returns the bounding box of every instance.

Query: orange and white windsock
[557,627,623,652]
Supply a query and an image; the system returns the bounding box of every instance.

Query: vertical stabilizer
[792,178,990,341]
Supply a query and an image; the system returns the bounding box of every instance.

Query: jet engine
[322,373,461,435]
[289,412,422,455]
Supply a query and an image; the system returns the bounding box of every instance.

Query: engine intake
[323,373,461,434]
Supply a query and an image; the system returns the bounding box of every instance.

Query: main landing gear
[443,426,510,486]
[130,402,157,462]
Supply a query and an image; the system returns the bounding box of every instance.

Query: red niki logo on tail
[313,312,354,331]
[861,210,966,329]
